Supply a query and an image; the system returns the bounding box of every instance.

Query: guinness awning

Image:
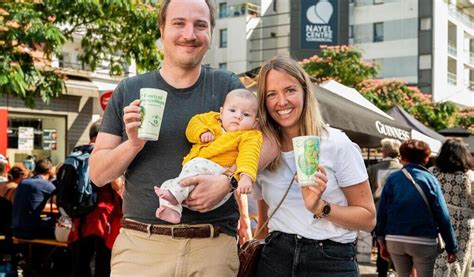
[313,85,411,148]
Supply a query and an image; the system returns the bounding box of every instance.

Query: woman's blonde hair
[256,56,325,170]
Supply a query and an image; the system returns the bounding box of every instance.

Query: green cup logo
[150,115,162,127]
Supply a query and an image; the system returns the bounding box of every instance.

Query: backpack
[56,144,97,218]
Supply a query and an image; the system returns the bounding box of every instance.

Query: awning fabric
[387,105,446,142]
[64,79,99,98]
[313,85,411,148]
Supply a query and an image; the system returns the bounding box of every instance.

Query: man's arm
[90,133,143,186]
[90,99,145,186]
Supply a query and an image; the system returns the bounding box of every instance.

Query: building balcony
[448,6,474,29]
[448,72,457,85]
[51,57,131,78]
[218,3,260,19]
[448,41,457,56]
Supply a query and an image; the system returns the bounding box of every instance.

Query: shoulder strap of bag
[253,172,296,238]
[401,168,433,218]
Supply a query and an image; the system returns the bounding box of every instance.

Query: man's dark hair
[159,0,216,31]
[34,158,53,175]
[89,120,101,141]
[8,165,26,181]
[436,138,474,173]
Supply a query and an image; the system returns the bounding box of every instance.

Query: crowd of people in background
[368,137,473,277]
[0,121,123,276]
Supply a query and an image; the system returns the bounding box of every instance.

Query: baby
[154,89,262,223]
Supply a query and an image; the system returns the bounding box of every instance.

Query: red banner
[0,109,7,156]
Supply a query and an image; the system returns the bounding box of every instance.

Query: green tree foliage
[0,1,161,108]
[301,46,473,132]
[359,80,462,131]
[300,45,378,88]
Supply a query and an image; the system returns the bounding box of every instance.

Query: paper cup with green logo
[292,136,320,186]
[138,88,167,141]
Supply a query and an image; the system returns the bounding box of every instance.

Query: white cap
[0,154,7,164]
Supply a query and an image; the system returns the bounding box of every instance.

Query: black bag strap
[253,172,296,238]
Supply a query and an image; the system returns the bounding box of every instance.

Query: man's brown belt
[121,219,222,238]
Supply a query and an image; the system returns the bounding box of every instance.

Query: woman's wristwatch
[313,200,331,219]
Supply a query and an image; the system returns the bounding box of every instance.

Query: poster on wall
[43,129,57,150]
[18,127,34,151]
[301,0,339,49]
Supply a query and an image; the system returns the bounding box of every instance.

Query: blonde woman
[254,56,375,276]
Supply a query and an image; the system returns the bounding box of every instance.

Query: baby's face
[220,95,258,132]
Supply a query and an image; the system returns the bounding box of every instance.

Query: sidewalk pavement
[359,261,474,277]
[358,262,377,277]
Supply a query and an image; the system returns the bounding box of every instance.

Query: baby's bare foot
[154,186,179,205]
[156,206,181,224]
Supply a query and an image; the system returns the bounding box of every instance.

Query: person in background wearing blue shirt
[12,158,56,239]
[375,139,458,277]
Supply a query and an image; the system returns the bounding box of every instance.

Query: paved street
[359,262,474,276]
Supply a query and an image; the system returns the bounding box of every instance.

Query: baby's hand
[200,131,214,143]
[237,174,253,195]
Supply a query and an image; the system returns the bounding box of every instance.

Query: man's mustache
[176,40,202,47]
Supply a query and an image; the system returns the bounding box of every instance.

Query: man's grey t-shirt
[100,66,244,235]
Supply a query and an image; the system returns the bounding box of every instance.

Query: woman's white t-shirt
[254,127,368,243]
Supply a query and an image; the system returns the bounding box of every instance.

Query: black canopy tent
[313,85,412,148]
[387,105,446,142]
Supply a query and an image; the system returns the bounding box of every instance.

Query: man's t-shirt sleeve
[100,80,126,137]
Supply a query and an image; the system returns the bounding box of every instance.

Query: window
[349,25,353,38]
[220,29,228,48]
[419,55,432,69]
[219,63,227,69]
[374,22,384,42]
[58,52,70,68]
[219,2,227,18]
[420,17,432,31]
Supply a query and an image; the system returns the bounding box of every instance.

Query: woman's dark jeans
[255,231,359,277]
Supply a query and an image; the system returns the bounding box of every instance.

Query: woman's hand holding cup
[300,165,328,215]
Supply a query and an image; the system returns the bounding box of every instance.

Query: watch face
[230,176,239,190]
[322,203,331,216]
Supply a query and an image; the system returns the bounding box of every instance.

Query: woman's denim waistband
[269,231,356,246]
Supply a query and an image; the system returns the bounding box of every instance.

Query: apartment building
[204,0,473,107]
[351,0,473,107]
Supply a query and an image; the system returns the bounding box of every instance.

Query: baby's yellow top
[183,111,262,181]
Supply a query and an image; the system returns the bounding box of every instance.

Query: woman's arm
[235,193,252,245]
[308,180,376,232]
[335,181,376,232]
